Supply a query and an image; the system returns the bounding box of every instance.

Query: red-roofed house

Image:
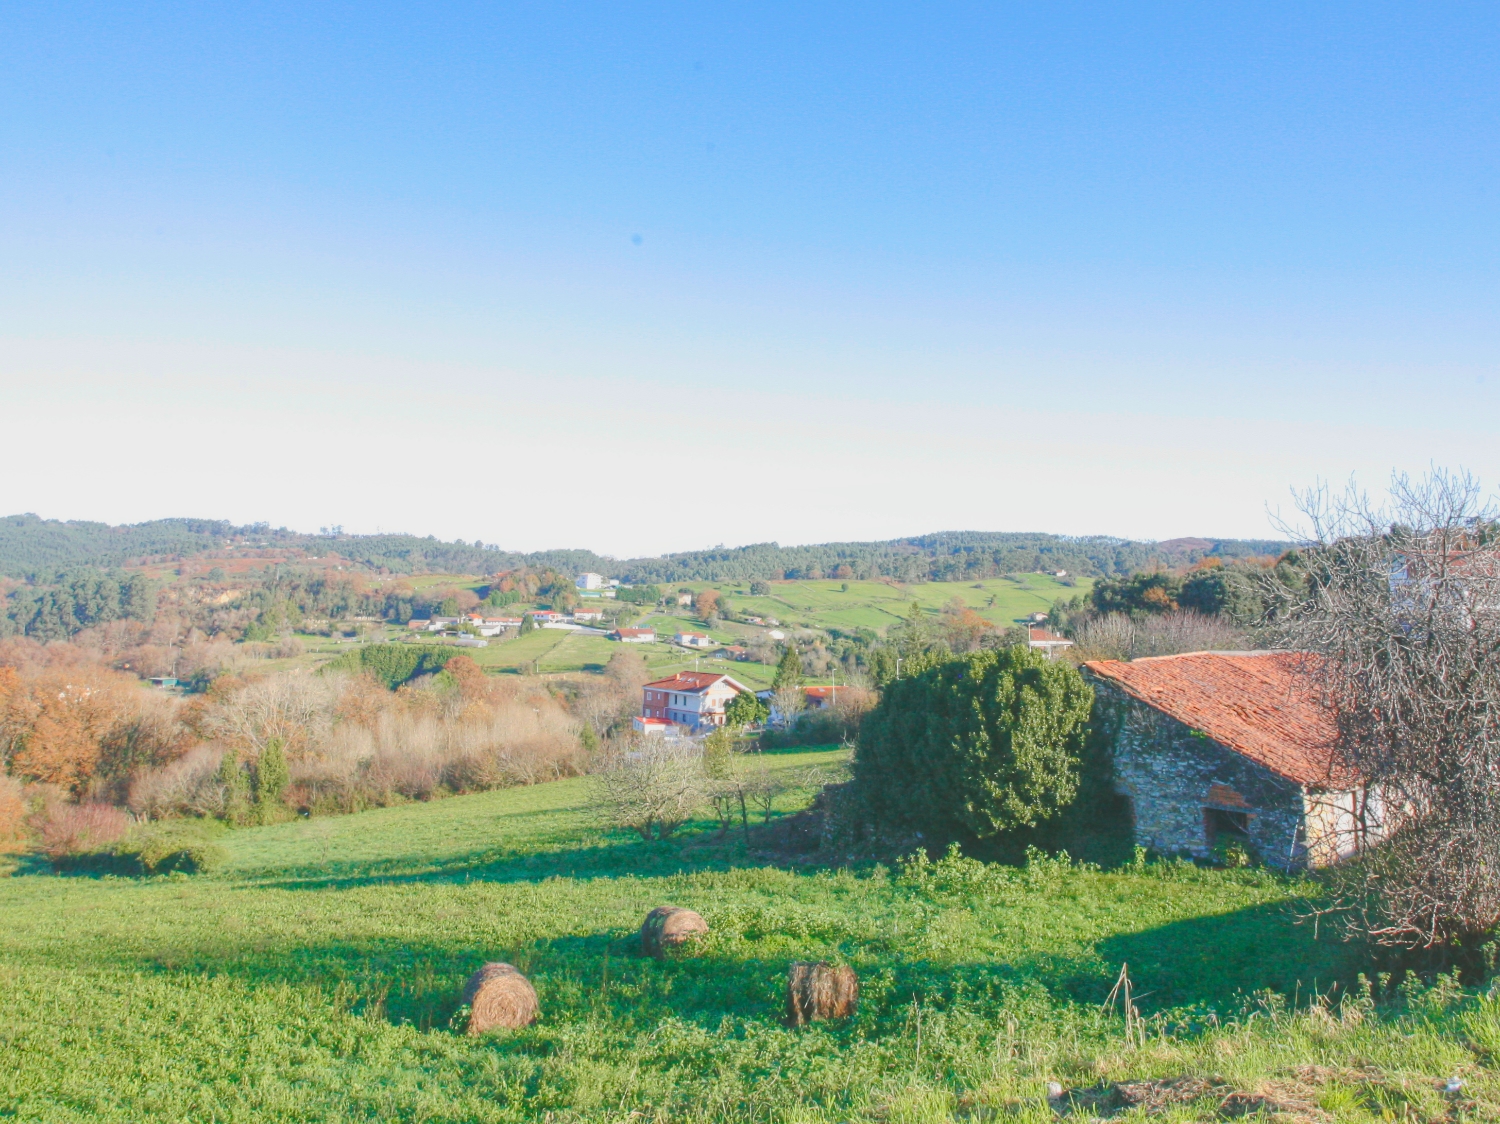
[640,672,750,731]
[1027,627,1073,660]
[572,607,605,622]
[1085,651,1380,869]
[610,627,656,643]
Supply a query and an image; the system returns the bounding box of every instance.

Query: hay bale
[461,962,539,1034]
[640,906,709,958]
[784,960,858,1026]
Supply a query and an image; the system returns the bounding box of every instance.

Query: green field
[5,747,1493,1123]
[658,575,1088,637]
[269,575,1088,683]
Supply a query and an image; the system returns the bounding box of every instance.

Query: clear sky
[3,3,1496,557]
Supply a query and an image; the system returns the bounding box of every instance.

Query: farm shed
[1084,651,1382,870]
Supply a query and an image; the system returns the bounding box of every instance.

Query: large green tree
[854,645,1093,841]
[772,644,803,689]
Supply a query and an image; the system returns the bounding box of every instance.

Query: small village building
[576,572,606,590]
[1085,651,1379,870]
[675,631,714,649]
[611,627,656,643]
[801,685,842,710]
[572,607,605,622]
[640,672,750,731]
[530,610,566,624]
[714,645,748,660]
[632,716,675,736]
[1027,627,1074,660]
[758,684,843,726]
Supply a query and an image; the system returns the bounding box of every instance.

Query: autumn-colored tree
[2,665,139,794]
[694,589,721,619]
[444,656,491,706]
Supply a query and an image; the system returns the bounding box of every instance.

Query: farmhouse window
[1204,807,1251,845]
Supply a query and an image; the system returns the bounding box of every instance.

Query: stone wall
[1089,678,1310,869]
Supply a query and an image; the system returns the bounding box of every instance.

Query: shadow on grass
[1082,898,1367,1011]
[62,894,1365,1042]
[240,823,794,891]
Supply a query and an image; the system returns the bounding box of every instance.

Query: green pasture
[672,576,1091,636]
[466,628,573,672]
[402,574,490,592]
[6,745,1486,1123]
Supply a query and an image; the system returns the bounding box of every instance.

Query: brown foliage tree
[1,665,140,793]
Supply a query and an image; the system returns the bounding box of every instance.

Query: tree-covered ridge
[613,532,1293,584]
[0,515,242,576]
[0,513,1292,583]
[0,515,611,580]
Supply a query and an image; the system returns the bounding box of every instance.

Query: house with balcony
[640,671,750,731]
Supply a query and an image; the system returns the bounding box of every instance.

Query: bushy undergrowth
[50,819,228,876]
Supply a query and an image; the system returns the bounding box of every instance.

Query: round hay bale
[461,962,539,1034]
[785,960,858,1026]
[640,906,709,958]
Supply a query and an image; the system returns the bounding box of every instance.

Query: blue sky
[3,3,1496,555]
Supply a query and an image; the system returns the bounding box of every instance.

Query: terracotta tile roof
[643,672,748,694]
[1084,651,1349,787]
[1028,627,1072,644]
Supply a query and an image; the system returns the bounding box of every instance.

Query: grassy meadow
[240,574,1089,686]
[6,745,1497,1122]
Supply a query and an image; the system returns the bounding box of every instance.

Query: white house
[572,607,605,622]
[1027,626,1074,660]
[640,672,750,731]
[576,572,606,590]
[611,627,656,643]
[675,631,714,649]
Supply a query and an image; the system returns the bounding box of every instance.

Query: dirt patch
[1064,1075,1331,1121]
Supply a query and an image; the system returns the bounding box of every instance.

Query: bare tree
[1070,610,1246,662]
[1267,469,1500,947]
[771,684,806,729]
[589,738,707,840]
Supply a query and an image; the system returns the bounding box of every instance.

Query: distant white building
[572,607,605,622]
[576,572,606,590]
[1028,627,1074,660]
[675,631,714,649]
[611,627,656,643]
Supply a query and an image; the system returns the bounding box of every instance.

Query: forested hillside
[614,532,1291,584]
[0,514,1289,582]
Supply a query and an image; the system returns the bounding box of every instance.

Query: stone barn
[1084,651,1380,870]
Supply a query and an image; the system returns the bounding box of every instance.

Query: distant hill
[0,513,1291,582]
